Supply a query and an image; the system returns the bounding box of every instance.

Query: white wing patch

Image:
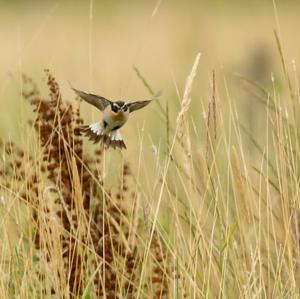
[108,130,122,141]
[89,122,102,135]
[80,123,126,149]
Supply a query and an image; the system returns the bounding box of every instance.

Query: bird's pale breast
[103,109,129,132]
[111,111,129,122]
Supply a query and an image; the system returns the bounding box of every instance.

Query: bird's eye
[112,104,119,112]
[123,105,128,111]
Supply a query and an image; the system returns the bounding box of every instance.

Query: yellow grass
[1,1,300,298]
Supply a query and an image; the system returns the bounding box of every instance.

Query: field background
[1,0,300,144]
[1,0,300,298]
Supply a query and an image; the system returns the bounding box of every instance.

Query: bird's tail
[79,123,126,150]
[103,130,126,149]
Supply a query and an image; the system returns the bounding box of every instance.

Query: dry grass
[0,71,170,298]
[1,46,300,297]
[1,1,300,298]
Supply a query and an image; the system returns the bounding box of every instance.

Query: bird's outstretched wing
[72,88,111,111]
[127,100,152,113]
[128,91,162,113]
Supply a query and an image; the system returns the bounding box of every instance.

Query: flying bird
[72,88,159,149]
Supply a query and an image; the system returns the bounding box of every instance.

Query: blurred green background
[0,0,299,157]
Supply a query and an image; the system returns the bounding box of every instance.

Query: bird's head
[111,101,129,113]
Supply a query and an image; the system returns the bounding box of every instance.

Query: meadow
[1,1,300,298]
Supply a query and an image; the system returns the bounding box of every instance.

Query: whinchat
[72,88,159,149]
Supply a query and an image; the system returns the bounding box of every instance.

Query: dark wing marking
[127,100,152,113]
[79,125,126,149]
[79,125,102,144]
[72,88,111,111]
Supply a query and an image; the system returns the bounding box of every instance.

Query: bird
[72,87,159,149]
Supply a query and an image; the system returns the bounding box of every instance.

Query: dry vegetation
[1,2,300,299]
[0,70,172,298]
[1,41,300,297]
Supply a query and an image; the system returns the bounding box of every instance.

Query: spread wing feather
[72,88,111,111]
[79,124,126,149]
[128,100,152,113]
[127,91,161,113]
